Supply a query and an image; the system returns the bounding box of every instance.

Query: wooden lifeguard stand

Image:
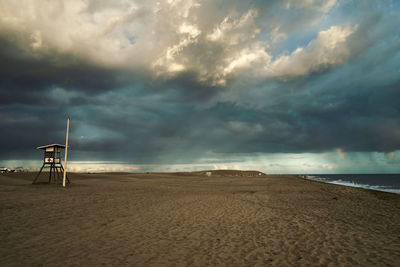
[32,144,70,184]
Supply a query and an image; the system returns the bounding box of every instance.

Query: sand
[1,171,399,266]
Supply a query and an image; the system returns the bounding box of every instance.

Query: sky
[0,0,399,173]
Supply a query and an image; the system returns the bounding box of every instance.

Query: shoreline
[299,174,400,195]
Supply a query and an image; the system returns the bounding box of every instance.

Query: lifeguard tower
[32,144,70,184]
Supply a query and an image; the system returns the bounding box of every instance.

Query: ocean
[303,174,400,194]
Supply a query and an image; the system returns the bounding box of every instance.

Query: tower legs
[48,164,53,183]
[32,163,70,185]
[32,163,45,184]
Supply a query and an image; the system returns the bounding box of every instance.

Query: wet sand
[1,171,399,266]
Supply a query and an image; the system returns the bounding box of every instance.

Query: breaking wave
[304,175,400,194]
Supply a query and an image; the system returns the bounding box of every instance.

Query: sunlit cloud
[267,25,357,79]
[0,0,358,84]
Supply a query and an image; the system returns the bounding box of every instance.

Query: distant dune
[171,170,266,177]
[1,171,399,266]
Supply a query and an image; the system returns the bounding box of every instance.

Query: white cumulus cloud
[267,25,357,79]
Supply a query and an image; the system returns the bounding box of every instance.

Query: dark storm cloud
[163,72,222,102]
[0,35,128,105]
[0,106,66,159]
[0,30,134,160]
[0,0,399,165]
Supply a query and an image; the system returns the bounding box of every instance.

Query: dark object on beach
[32,144,70,185]
[0,167,12,173]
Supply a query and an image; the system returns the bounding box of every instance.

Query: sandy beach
[1,171,399,266]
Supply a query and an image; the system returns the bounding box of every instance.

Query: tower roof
[36,144,66,150]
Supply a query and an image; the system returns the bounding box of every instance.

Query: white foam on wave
[304,176,400,194]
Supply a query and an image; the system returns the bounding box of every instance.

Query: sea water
[303,174,400,194]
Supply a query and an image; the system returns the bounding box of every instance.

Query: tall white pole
[62,117,70,187]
